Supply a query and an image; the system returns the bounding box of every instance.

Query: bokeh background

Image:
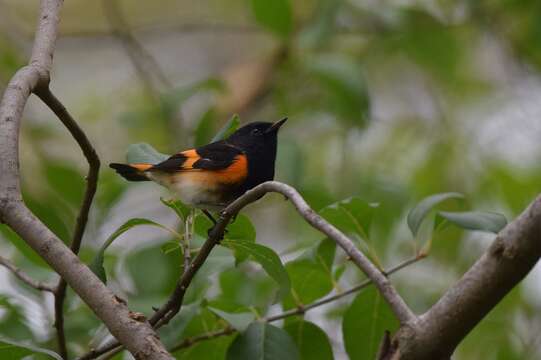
[1,0,541,359]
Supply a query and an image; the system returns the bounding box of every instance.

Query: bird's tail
[109,163,153,182]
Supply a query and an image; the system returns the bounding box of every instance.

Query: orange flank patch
[180,149,200,169]
[215,154,248,184]
[170,154,248,188]
[130,163,153,171]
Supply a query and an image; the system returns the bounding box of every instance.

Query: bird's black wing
[150,141,244,173]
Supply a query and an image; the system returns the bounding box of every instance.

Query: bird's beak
[266,117,288,133]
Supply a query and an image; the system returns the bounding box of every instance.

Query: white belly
[147,171,225,210]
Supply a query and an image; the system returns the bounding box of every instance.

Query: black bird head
[227,118,287,151]
[226,118,287,187]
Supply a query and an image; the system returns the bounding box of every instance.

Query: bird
[109,118,287,224]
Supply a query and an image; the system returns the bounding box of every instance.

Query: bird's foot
[207,225,227,243]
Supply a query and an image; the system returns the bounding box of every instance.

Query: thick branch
[0,0,172,358]
[394,195,541,359]
[0,255,55,292]
[35,86,101,359]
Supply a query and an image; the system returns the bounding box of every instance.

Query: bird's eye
[251,128,262,136]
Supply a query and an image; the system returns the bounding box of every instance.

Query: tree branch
[0,255,56,292]
[0,1,172,358]
[34,86,101,359]
[221,182,416,323]
[392,194,541,359]
[169,255,425,352]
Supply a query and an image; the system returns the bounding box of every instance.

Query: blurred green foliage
[1,0,540,359]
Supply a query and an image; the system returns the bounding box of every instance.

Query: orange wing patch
[215,154,248,184]
[180,149,200,169]
[130,163,153,171]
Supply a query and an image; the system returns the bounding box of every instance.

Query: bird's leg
[203,209,226,242]
[202,209,217,225]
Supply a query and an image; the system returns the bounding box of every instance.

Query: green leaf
[298,0,339,48]
[161,241,181,255]
[284,320,333,360]
[194,108,218,147]
[126,143,169,164]
[250,0,293,38]
[181,225,235,305]
[208,307,255,332]
[161,198,191,221]
[311,238,335,272]
[0,338,63,360]
[333,264,346,281]
[218,268,277,310]
[127,244,182,309]
[176,336,234,359]
[221,240,290,300]
[407,192,464,237]
[320,197,379,240]
[0,298,34,340]
[89,252,107,283]
[193,213,214,239]
[342,287,399,360]
[44,163,84,206]
[225,215,256,243]
[161,78,225,118]
[227,322,299,360]
[211,114,241,143]
[387,9,465,89]
[284,259,333,307]
[24,195,72,244]
[159,303,200,348]
[96,171,127,215]
[90,218,179,283]
[224,215,257,264]
[438,211,507,234]
[175,307,234,359]
[102,218,177,252]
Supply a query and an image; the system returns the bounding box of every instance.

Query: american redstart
[110,118,287,223]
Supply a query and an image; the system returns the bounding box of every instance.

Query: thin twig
[267,255,424,322]
[170,327,235,352]
[170,255,425,352]
[0,255,55,292]
[183,211,194,273]
[35,87,100,359]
